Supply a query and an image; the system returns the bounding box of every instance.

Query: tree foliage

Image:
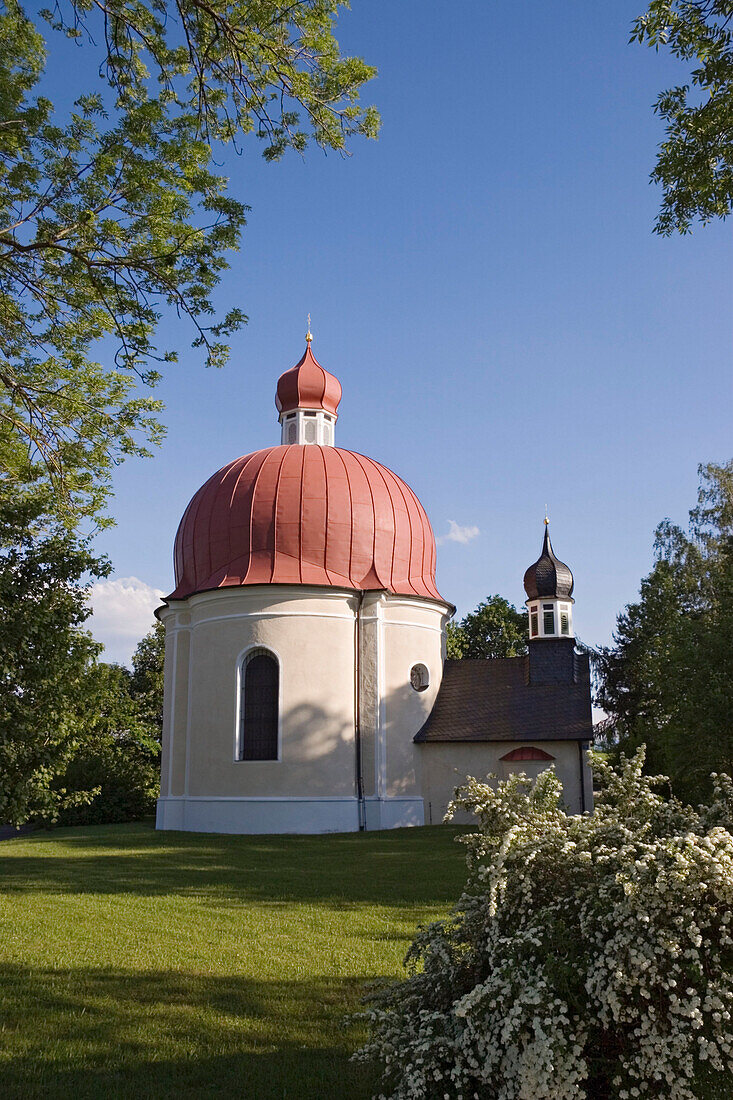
[0,490,107,825]
[446,595,528,660]
[633,1,733,233]
[597,460,733,803]
[56,621,166,825]
[56,660,160,825]
[128,619,165,737]
[357,749,733,1100]
[0,0,377,523]
[0,495,167,826]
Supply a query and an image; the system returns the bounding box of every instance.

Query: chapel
[155,336,593,834]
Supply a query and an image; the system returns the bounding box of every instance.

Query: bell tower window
[543,605,555,634]
[279,408,337,446]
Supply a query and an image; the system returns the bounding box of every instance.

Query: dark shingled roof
[523,526,574,601]
[414,656,593,743]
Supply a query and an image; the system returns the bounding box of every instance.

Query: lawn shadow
[0,963,381,1100]
[0,823,469,910]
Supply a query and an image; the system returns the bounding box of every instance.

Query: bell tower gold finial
[306,314,313,344]
[544,505,550,526]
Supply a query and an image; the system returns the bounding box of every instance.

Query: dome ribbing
[170,444,443,602]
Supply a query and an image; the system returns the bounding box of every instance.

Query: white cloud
[437,520,480,546]
[88,576,165,666]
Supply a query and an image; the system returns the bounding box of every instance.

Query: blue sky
[52,1,731,662]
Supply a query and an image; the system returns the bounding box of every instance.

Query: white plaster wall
[420,740,592,825]
[158,587,360,813]
[360,593,451,828]
[156,585,592,837]
[156,584,452,833]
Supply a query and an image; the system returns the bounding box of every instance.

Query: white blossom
[354,749,733,1099]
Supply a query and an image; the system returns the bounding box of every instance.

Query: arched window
[238,648,279,760]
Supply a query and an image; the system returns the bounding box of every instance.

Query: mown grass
[0,822,468,1099]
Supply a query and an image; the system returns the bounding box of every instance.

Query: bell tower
[523,520,577,684]
[275,325,341,447]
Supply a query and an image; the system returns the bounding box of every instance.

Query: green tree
[446,594,528,660]
[57,660,160,825]
[0,490,108,825]
[129,620,165,738]
[56,622,166,825]
[0,1,378,524]
[633,1,733,233]
[597,460,733,802]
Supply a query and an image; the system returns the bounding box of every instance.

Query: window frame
[234,644,283,763]
[409,662,430,692]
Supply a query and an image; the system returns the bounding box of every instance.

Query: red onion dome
[275,344,342,417]
[170,445,444,601]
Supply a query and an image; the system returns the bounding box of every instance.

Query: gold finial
[305,313,313,344]
[544,506,549,526]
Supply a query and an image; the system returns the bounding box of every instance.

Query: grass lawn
[0,822,467,1099]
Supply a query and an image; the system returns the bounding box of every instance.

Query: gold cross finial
[306,314,313,343]
[544,506,549,526]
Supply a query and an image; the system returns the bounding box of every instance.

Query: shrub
[57,727,159,825]
[356,750,733,1099]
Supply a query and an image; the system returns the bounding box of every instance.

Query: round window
[410,663,429,692]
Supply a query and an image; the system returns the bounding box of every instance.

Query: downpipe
[354,591,366,831]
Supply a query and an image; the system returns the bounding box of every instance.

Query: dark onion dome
[523,524,574,601]
[169,444,444,602]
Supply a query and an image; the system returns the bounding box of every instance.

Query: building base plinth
[156,796,360,834]
[156,795,426,834]
[363,796,424,831]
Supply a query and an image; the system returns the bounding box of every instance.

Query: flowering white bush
[355,750,733,1099]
